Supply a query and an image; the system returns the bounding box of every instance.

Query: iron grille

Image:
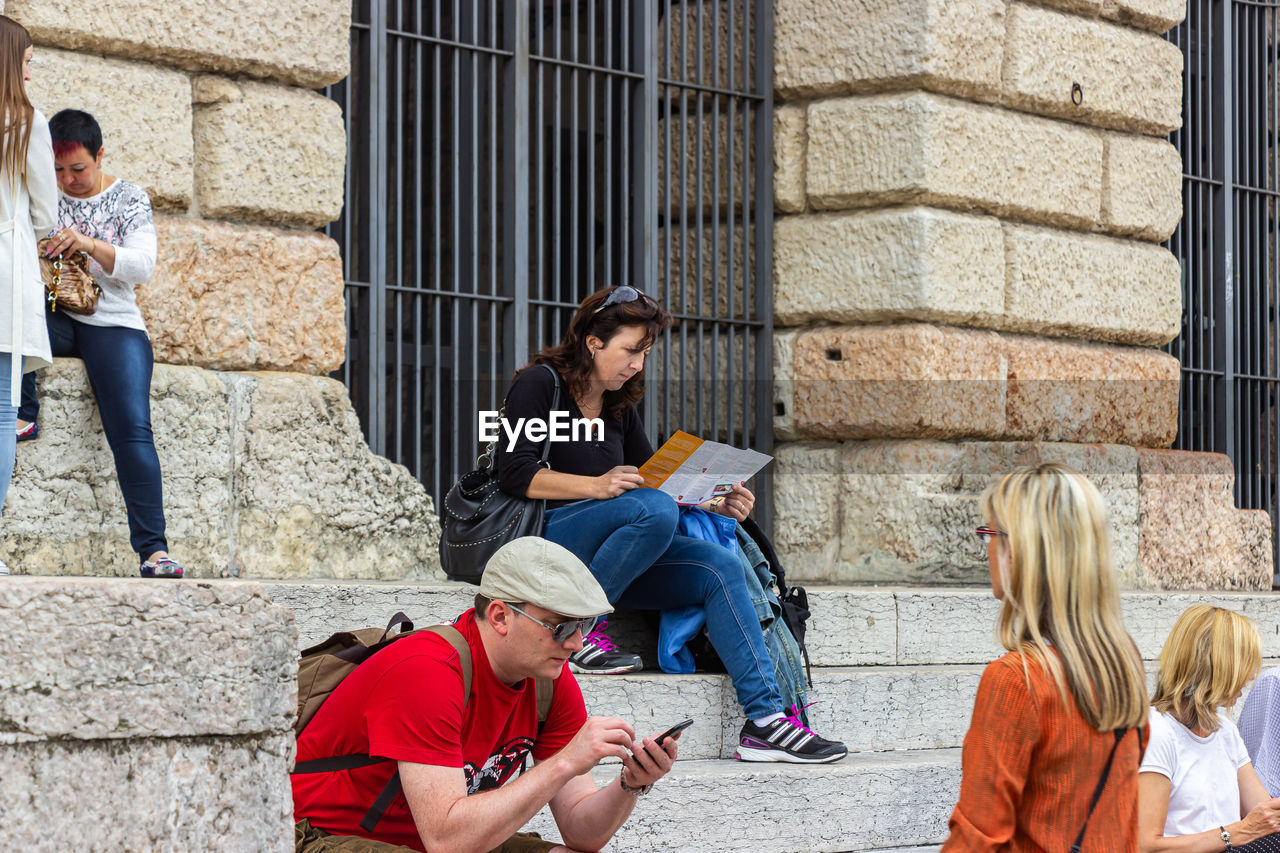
[1167,0,1280,580]
[325,1,775,527]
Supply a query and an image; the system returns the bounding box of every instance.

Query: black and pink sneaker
[139,556,185,579]
[568,619,642,674]
[735,709,847,764]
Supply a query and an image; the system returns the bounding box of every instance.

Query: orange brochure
[638,430,772,506]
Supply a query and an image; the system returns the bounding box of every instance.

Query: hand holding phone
[623,718,689,791]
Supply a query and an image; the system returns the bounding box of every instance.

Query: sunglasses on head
[591,285,654,315]
[507,603,598,643]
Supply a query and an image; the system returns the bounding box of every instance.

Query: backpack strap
[535,676,553,725]
[517,676,556,777]
[354,626,473,833]
[1070,727,1128,853]
[294,623,476,834]
[425,625,473,704]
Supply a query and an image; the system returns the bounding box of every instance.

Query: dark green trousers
[295,819,559,853]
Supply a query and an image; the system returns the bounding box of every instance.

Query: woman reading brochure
[494,285,846,764]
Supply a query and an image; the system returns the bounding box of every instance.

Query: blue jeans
[18,312,166,558]
[544,488,784,719]
[0,352,13,512]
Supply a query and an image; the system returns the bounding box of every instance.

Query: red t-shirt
[292,610,588,850]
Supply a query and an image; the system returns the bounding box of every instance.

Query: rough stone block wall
[771,0,1272,589]
[7,362,441,579]
[3,1,445,579]
[21,33,350,370]
[0,578,297,851]
[8,0,349,88]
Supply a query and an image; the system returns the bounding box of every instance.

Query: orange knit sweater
[942,650,1147,853]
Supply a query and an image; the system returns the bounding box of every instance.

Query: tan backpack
[292,612,552,832]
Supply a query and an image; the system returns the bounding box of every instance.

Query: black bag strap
[537,365,560,468]
[480,364,561,471]
[359,651,556,830]
[1070,727,1128,853]
[361,769,404,832]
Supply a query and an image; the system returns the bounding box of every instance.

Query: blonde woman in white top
[0,15,56,574]
[1139,605,1280,852]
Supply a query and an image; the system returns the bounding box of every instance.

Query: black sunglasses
[507,603,598,643]
[591,285,654,315]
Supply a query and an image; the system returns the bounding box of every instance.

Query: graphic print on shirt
[62,182,152,247]
[464,736,535,794]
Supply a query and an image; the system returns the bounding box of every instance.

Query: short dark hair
[49,109,102,159]
[474,594,526,622]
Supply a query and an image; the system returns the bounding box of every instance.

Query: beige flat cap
[479,537,613,619]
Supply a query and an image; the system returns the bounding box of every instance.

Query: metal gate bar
[1168,0,1280,580]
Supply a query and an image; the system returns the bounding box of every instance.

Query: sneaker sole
[568,661,642,675]
[733,745,848,764]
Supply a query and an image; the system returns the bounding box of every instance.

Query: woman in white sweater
[16,109,183,578]
[0,16,56,575]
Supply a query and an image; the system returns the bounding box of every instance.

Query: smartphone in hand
[654,718,694,746]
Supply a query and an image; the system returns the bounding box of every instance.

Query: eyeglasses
[591,285,654,315]
[975,526,1007,544]
[507,603,598,643]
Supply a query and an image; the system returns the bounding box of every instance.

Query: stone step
[578,660,1278,760]
[571,665,982,760]
[261,578,1280,760]
[259,579,1280,667]
[522,751,961,853]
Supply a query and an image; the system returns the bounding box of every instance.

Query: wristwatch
[618,766,652,797]
[1221,826,1232,851]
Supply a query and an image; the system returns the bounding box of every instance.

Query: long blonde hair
[982,463,1148,730]
[1151,605,1260,734]
[0,16,33,185]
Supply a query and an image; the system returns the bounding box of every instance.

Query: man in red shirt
[293,537,679,852]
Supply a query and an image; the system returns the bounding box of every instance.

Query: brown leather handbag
[37,237,101,315]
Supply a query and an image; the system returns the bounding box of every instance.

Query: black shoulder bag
[439,365,560,584]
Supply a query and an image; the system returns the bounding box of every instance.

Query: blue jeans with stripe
[544,488,784,719]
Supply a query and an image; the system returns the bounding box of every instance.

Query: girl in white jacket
[0,15,56,570]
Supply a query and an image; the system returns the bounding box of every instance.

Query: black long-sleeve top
[494,364,654,509]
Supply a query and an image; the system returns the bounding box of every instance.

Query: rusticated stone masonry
[7,0,349,88]
[767,0,1272,589]
[0,578,296,851]
[7,362,441,580]
[771,439,1272,590]
[21,29,349,362]
[144,216,346,374]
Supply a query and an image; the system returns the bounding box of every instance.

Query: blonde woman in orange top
[942,463,1149,853]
